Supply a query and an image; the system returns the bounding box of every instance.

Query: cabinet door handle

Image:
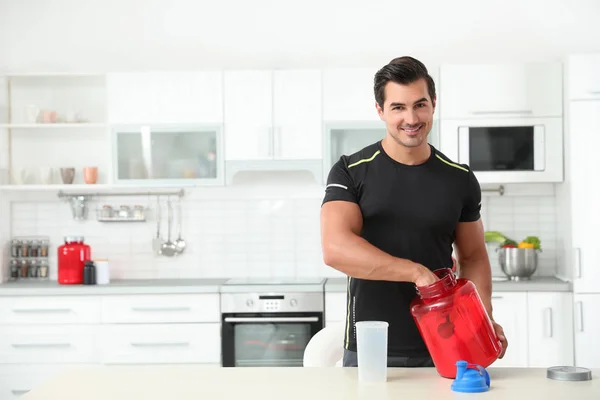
[131,307,191,312]
[576,301,584,332]
[471,110,533,115]
[544,307,553,338]
[491,295,503,299]
[11,308,72,314]
[11,343,72,349]
[130,342,190,348]
[574,248,582,278]
[11,390,30,396]
[589,90,600,94]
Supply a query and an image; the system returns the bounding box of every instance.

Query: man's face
[376,78,436,149]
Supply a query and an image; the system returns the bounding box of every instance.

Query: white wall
[1,0,600,73]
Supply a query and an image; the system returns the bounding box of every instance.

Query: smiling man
[320,56,507,367]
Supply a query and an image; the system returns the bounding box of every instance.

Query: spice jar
[39,259,49,279]
[20,240,30,257]
[20,260,29,278]
[118,206,131,218]
[9,259,19,280]
[29,260,38,278]
[30,240,39,257]
[40,240,49,258]
[11,240,21,257]
[133,205,144,219]
[101,205,113,219]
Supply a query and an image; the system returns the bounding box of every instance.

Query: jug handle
[466,363,491,388]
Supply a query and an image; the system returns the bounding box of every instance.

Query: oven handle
[224,317,319,323]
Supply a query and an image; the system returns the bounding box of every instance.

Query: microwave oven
[439,117,563,183]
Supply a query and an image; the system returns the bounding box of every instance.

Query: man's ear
[376,102,384,120]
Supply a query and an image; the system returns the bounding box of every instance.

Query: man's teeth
[404,126,420,132]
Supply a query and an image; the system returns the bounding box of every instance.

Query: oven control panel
[221,292,324,314]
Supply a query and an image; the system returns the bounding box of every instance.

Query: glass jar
[11,239,21,257]
[39,259,49,279]
[40,239,49,258]
[9,259,19,280]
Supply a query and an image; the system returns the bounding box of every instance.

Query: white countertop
[0,278,227,295]
[0,275,572,296]
[325,275,572,293]
[21,365,600,399]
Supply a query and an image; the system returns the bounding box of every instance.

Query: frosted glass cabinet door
[113,125,222,184]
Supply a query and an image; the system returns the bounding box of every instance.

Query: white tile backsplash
[481,194,558,277]
[4,186,559,281]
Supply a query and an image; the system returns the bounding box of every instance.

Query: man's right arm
[320,160,438,286]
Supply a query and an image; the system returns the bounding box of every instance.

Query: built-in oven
[440,117,563,183]
[220,290,324,368]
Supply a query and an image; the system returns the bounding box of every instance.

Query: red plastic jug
[58,236,91,285]
[410,268,502,378]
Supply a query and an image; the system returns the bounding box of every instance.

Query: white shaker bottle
[94,259,110,285]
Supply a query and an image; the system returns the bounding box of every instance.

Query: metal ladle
[174,198,186,255]
[160,198,178,257]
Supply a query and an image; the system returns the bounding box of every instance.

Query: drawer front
[0,325,99,364]
[0,296,101,325]
[101,323,221,364]
[101,294,220,324]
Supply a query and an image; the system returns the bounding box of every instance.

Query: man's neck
[381,137,432,166]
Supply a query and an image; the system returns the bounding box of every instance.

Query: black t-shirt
[321,141,481,357]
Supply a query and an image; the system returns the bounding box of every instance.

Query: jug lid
[451,361,490,393]
[547,366,592,381]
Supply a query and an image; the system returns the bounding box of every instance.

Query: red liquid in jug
[410,268,502,378]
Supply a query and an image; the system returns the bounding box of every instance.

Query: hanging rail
[57,189,185,198]
[481,185,504,196]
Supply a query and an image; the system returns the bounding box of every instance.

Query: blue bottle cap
[451,360,491,393]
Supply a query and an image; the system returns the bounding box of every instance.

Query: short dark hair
[374,56,436,109]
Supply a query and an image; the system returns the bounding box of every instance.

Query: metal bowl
[497,247,540,280]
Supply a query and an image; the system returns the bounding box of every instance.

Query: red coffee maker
[58,236,91,284]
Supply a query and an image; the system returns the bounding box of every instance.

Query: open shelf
[0,123,107,129]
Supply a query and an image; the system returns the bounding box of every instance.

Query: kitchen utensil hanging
[160,197,178,257]
[174,197,186,255]
[152,196,165,254]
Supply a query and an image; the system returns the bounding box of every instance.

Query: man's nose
[404,110,419,125]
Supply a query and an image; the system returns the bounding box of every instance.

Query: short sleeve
[459,168,481,222]
[322,158,359,205]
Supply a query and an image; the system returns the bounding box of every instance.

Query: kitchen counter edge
[324,276,573,293]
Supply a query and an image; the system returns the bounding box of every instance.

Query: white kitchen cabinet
[100,323,221,365]
[322,68,381,122]
[567,54,600,100]
[489,292,528,368]
[527,292,574,367]
[440,62,563,119]
[325,292,347,326]
[0,325,100,364]
[0,296,101,325]
[323,66,440,122]
[574,294,600,368]
[106,71,223,124]
[569,101,600,293]
[224,69,322,161]
[101,294,220,324]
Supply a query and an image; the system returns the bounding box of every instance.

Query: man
[320,56,508,368]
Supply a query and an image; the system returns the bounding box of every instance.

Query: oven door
[221,313,323,367]
[440,117,563,183]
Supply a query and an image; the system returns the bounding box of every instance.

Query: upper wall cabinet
[106,71,223,124]
[440,63,563,119]
[223,69,322,161]
[322,66,440,122]
[567,54,600,101]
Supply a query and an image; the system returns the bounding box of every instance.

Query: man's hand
[492,320,508,359]
[413,264,439,287]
